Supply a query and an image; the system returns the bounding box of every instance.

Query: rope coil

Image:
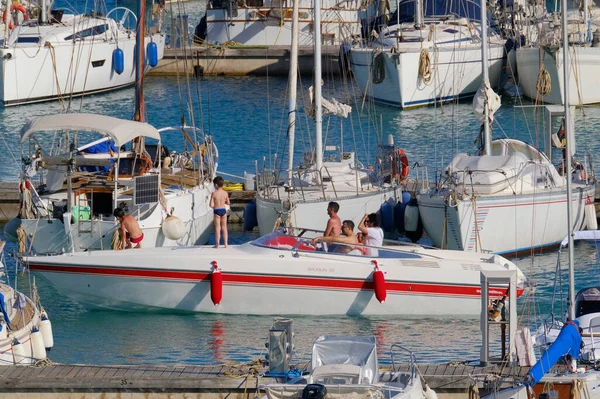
[418,48,432,84]
[536,67,551,97]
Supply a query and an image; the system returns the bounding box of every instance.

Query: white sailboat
[348,0,505,108]
[0,241,55,365]
[196,0,377,46]
[482,2,600,396]
[516,5,600,105]
[0,3,165,106]
[255,0,402,236]
[415,0,596,256]
[6,0,218,254]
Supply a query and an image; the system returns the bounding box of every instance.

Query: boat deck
[0,362,534,398]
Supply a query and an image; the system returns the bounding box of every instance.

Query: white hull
[517,46,600,105]
[21,183,213,254]
[25,231,526,315]
[206,8,364,46]
[417,186,593,255]
[204,0,374,46]
[0,283,46,365]
[0,15,165,106]
[256,187,401,236]
[349,24,505,108]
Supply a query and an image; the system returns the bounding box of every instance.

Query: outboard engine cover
[302,384,327,399]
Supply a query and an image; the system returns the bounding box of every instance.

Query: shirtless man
[324,201,342,238]
[113,207,144,249]
[311,220,359,253]
[210,176,230,248]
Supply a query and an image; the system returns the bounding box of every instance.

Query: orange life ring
[3,4,28,30]
[392,149,409,181]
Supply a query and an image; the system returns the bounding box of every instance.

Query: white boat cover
[445,152,529,194]
[560,230,600,247]
[311,336,379,383]
[20,114,161,146]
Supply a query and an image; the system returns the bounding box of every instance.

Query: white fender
[162,215,185,240]
[40,312,54,350]
[12,338,26,364]
[31,327,46,360]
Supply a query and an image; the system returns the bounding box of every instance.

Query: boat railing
[390,343,417,383]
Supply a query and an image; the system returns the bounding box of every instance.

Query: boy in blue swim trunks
[209,176,230,248]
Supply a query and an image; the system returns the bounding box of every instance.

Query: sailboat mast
[314,0,323,175]
[561,0,575,320]
[480,0,491,155]
[287,0,300,184]
[134,0,147,122]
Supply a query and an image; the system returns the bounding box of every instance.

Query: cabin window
[16,36,41,43]
[64,24,108,41]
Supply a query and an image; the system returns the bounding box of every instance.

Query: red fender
[210,261,222,305]
[371,260,386,303]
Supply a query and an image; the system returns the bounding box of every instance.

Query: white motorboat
[24,229,526,315]
[0,241,55,365]
[262,335,433,399]
[0,5,165,106]
[196,0,377,46]
[7,112,218,254]
[349,1,505,109]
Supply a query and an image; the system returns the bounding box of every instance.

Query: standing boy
[210,176,230,248]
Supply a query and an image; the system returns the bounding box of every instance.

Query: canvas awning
[20,113,161,146]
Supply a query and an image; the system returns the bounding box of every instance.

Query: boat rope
[536,67,551,97]
[372,48,385,84]
[572,378,591,399]
[16,226,27,254]
[468,383,480,399]
[34,358,54,367]
[45,41,67,110]
[418,48,432,84]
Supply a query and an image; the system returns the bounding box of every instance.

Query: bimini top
[311,336,378,382]
[20,114,161,146]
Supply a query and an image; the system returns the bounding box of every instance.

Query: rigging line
[168,0,189,134]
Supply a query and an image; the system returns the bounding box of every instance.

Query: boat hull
[349,43,505,109]
[255,187,401,236]
[517,46,600,105]
[25,237,525,315]
[0,32,165,106]
[417,185,594,255]
[21,183,213,254]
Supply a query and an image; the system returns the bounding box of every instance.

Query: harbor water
[2,73,600,366]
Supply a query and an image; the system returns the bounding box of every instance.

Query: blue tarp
[391,0,482,23]
[79,141,118,173]
[0,292,10,326]
[526,321,581,385]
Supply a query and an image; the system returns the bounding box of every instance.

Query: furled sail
[305,85,352,120]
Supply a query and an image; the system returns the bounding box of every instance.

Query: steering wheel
[106,7,138,30]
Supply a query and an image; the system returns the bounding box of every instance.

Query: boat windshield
[252,232,421,259]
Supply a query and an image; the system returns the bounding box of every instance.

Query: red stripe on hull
[28,263,523,298]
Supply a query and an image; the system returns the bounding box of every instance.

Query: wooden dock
[0,362,532,398]
[148,45,342,77]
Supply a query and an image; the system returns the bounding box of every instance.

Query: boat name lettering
[307,267,335,273]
